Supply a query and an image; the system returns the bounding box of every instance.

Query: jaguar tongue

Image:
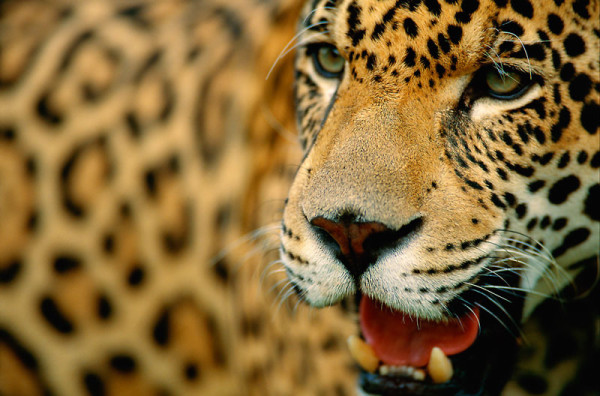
[360,297,480,367]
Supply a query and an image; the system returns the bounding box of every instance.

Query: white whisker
[266,21,329,80]
[302,6,337,26]
[466,282,511,304]
[475,302,521,340]
[209,223,281,266]
[260,262,286,287]
[495,28,532,78]
[484,285,554,300]
[269,277,293,295]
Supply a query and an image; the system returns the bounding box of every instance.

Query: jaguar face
[280,0,599,394]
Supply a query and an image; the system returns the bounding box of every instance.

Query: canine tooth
[427,347,453,384]
[347,335,379,373]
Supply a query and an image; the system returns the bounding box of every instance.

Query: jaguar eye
[309,44,345,78]
[484,67,530,99]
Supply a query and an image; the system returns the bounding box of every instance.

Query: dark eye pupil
[312,44,344,77]
[483,67,531,100]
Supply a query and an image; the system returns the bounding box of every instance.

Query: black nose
[310,215,422,280]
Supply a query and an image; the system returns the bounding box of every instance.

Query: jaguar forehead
[300,0,510,95]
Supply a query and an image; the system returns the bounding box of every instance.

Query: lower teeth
[379,365,426,381]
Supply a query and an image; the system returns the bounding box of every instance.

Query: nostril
[311,217,356,257]
[363,216,423,255]
[312,225,344,258]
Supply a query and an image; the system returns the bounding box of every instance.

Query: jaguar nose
[310,215,423,281]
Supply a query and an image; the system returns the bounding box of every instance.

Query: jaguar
[280,0,599,394]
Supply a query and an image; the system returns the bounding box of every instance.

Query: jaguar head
[280,0,599,394]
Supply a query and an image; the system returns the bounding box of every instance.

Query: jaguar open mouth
[348,286,524,396]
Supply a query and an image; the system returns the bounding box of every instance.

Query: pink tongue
[360,297,480,367]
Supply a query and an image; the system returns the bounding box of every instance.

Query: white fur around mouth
[347,336,454,384]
